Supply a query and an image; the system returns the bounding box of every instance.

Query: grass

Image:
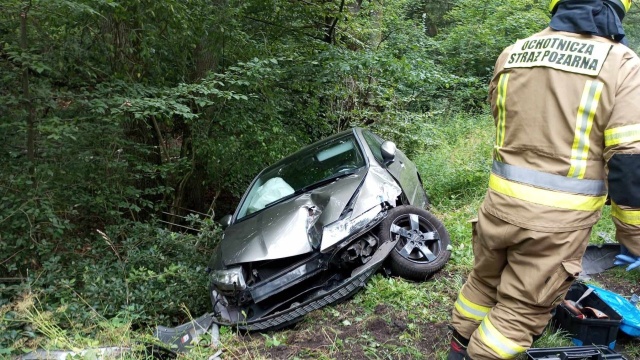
[2,292,145,358]
[3,108,640,359]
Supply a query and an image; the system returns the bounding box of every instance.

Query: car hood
[218,168,367,267]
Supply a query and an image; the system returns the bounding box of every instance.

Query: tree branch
[150,116,170,163]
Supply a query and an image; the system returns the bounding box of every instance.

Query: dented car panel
[356,128,427,208]
[220,169,367,266]
[207,128,450,330]
[352,166,403,214]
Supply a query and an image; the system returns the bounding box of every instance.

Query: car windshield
[236,134,366,220]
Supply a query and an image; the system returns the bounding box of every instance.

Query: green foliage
[590,206,616,244]
[261,333,286,348]
[438,0,549,80]
[51,223,218,322]
[529,327,573,353]
[0,222,221,352]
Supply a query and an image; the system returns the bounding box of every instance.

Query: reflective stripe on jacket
[486,28,640,254]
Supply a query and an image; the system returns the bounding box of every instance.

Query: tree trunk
[20,3,36,175]
[323,0,345,44]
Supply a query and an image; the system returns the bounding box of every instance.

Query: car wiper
[296,170,358,194]
[263,191,303,209]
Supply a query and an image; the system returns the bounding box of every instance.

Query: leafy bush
[0,220,221,352]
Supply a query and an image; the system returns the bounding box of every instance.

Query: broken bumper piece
[212,240,397,331]
[154,312,219,352]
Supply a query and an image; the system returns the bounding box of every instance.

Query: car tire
[378,205,450,281]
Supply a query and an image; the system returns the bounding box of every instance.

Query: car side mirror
[220,214,232,229]
[381,141,396,165]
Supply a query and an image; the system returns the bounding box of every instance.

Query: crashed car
[207,128,451,330]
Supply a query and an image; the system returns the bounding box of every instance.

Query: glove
[614,245,640,271]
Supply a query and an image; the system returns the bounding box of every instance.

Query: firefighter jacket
[486,27,640,256]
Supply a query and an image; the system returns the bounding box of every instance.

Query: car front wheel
[378,205,451,281]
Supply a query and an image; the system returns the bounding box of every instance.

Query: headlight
[211,266,246,291]
[320,205,384,251]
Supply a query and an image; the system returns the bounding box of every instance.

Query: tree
[438,0,548,79]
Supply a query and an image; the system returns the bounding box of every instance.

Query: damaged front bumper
[211,239,397,331]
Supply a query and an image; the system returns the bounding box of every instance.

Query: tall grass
[410,109,494,270]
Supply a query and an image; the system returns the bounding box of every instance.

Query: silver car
[207,128,451,330]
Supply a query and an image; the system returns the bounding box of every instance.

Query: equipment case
[553,282,622,350]
[526,345,627,359]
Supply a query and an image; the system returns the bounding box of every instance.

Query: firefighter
[448,1,640,359]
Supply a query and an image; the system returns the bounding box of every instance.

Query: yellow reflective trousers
[451,210,590,360]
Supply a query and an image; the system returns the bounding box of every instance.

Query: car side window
[362,130,385,164]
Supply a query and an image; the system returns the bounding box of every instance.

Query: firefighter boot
[447,328,471,360]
